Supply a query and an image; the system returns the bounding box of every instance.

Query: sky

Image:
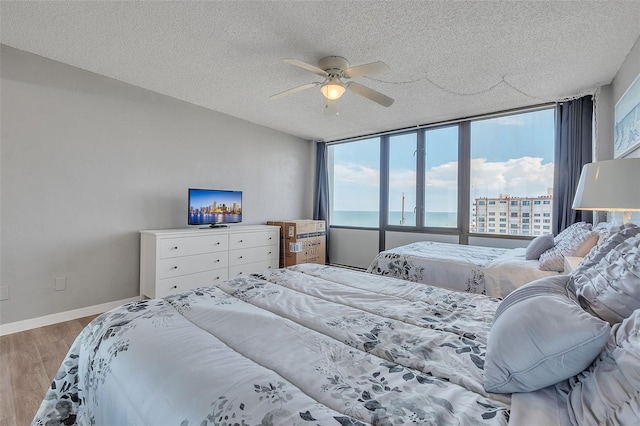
[331,108,555,212]
[189,189,242,209]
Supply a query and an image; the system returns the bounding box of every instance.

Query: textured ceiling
[1,1,639,142]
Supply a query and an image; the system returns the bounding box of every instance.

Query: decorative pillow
[483,275,610,393]
[574,234,640,324]
[525,234,554,260]
[571,223,640,281]
[567,309,640,425]
[554,221,592,246]
[539,227,600,272]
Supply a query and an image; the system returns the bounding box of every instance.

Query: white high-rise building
[471,192,553,236]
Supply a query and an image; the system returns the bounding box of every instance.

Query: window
[328,137,380,227]
[328,106,554,238]
[424,126,458,227]
[469,109,554,235]
[389,133,417,226]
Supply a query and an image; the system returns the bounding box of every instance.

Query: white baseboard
[0,296,140,336]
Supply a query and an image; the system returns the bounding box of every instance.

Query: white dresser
[140,225,279,299]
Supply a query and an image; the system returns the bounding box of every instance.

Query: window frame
[327,103,555,248]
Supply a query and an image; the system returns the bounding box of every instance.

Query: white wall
[0,46,313,324]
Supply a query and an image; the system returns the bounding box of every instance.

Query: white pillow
[539,227,599,272]
[568,309,640,425]
[554,221,592,245]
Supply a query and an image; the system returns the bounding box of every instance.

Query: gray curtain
[314,141,330,263]
[553,95,593,235]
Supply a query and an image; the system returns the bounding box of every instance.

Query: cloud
[333,157,554,211]
[470,157,553,198]
[333,162,379,186]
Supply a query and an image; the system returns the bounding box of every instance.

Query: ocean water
[332,211,457,228]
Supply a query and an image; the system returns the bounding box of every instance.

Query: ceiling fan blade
[270,82,319,99]
[283,59,328,77]
[347,82,394,107]
[324,99,339,116]
[343,61,389,79]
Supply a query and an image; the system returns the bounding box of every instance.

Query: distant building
[471,191,553,236]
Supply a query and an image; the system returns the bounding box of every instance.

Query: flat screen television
[188,188,242,227]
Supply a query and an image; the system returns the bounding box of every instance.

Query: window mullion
[459,121,471,244]
[416,130,425,228]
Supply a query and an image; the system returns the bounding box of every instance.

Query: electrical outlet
[54,277,67,291]
[0,286,9,301]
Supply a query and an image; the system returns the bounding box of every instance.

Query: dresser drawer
[158,252,228,279]
[229,259,278,278]
[157,269,229,298]
[229,246,278,267]
[159,234,228,259]
[228,230,279,250]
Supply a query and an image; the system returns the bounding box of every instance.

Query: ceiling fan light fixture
[320,79,346,100]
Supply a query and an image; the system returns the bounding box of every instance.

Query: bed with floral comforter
[366,241,559,297]
[33,264,512,426]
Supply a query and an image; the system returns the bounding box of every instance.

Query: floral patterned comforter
[367,241,559,297]
[33,264,510,426]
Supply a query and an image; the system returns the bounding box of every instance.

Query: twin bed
[366,241,559,298]
[33,223,640,426]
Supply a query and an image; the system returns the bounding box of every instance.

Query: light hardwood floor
[0,315,98,426]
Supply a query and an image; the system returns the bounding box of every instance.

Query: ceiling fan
[270,56,394,115]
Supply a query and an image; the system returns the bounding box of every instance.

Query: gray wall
[613,33,640,159]
[0,46,313,324]
[597,34,640,160]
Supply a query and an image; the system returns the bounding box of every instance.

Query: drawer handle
[239,255,243,259]
[172,246,178,250]
[216,259,220,263]
[239,239,243,243]
[172,266,178,270]
[172,285,177,289]
[268,237,272,240]
[215,276,220,280]
[216,242,221,245]
[268,251,272,255]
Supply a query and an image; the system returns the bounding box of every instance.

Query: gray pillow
[567,309,640,425]
[525,234,554,260]
[574,234,640,324]
[571,223,640,280]
[484,275,610,393]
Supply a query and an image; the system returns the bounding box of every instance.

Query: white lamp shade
[572,158,640,212]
